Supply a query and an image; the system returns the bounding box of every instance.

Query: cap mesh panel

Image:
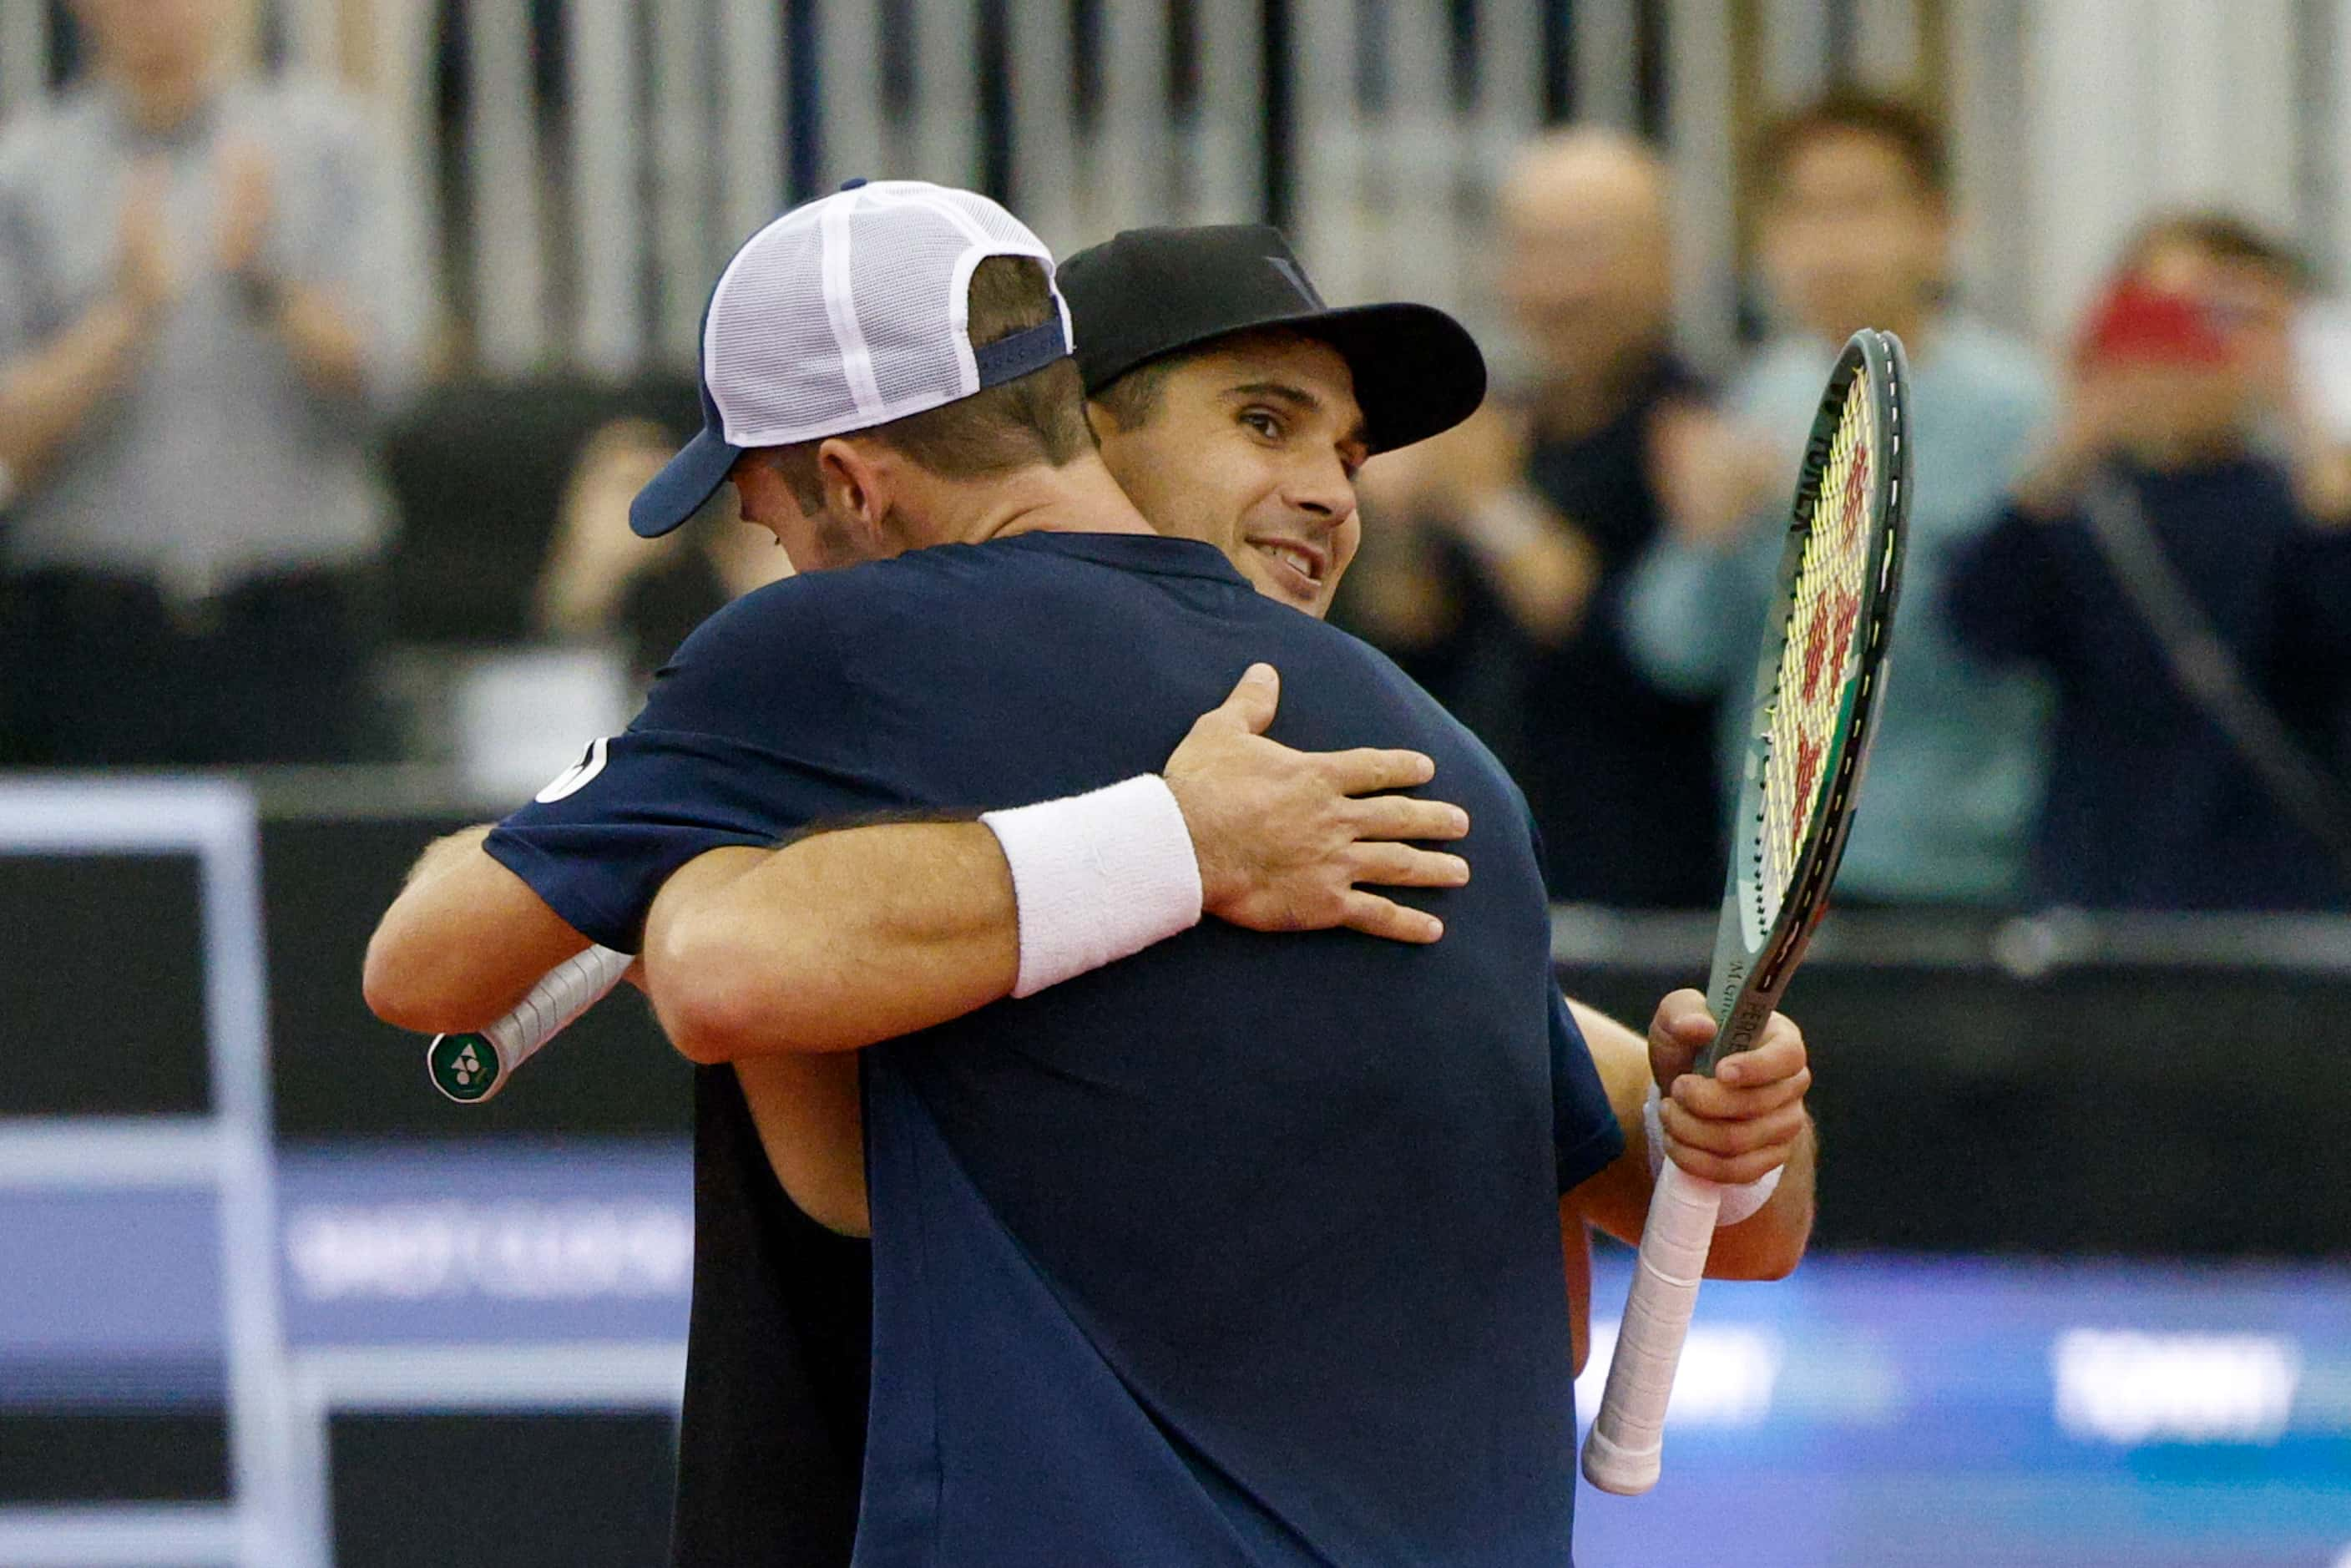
[706,182,1062,447]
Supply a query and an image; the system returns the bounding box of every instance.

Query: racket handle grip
[1580,1160,1724,1495]
[426,944,634,1105]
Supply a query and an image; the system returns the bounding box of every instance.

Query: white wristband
[1644,1081,1784,1228]
[981,775,1204,999]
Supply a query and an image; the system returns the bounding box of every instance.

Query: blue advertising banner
[6,1141,2347,1564]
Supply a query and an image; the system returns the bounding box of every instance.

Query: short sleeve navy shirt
[488,533,1624,1565]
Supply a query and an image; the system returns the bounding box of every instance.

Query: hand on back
[1162,665,1471,945]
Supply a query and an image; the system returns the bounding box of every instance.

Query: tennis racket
[1580,329,1910,1495]
[425,944,633,1104]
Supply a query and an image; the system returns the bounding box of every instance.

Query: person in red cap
[1944,215,2351,909]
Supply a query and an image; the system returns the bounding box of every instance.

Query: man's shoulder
[654,536,1155,696]
[645,570,866,726]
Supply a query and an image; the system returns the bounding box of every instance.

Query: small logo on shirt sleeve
[534,736,611,802]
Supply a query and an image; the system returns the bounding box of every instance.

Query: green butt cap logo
[428,1033,501,1103]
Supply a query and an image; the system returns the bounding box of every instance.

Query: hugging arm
[368,667,1470,1050]
[643,665,1472,1064]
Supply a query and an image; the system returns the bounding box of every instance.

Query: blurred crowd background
[6,4,2351,1565]
[7,0,2349,913]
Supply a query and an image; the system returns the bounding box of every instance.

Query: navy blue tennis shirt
[487,531,1623,1565]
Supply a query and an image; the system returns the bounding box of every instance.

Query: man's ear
[1082,398,1115,443]
[814,438,892,554]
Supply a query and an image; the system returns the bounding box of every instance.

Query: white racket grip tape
[1580,1161,1725,1495]
[426,944,632,1104]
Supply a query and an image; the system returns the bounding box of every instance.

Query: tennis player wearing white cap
[365,180,1499,1563]
[375,175,1616,1565]
[610,177,1622,1567]
[371,180,1814,1560]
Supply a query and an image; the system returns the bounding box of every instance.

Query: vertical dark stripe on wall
[879,0,914,119]
[1544,0,1573,122]
[786,0,822,202]
[1074,0,1103,128]
[1825,0,1858,84]
[1264,0,1294,229]
[530,0,568,102]
[1170,0,1202,114]
[257,0,287,72]
[1635,0,1667,139]
[1449,0,1477,111]
[45,0,78,87]
[979,0,1014,201]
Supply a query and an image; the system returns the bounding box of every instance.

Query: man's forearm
[403,824,493,886]
[1696,1118,1814,1280]
[1566,997,1815,1280]
[1561,1203,1593,1376]
[1570,1112,1815,1282]
[0,294,149,485]
[646,822,1019,1064]
[365,824,593,1032]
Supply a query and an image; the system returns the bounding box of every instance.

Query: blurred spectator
[1622,93,2055,906]
[1342,129,1757,908]
[2124,215,2351,520]
[0,0,426,766]
[1944,217,2351,911]
[534,416,790,685]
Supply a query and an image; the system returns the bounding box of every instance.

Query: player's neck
[1819,300,1937,361]
[950,453,1156,545]
[110,58,224,135]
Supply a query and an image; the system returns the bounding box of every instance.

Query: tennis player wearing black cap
[370,200,1814,1565]
[1064,223,1483,619]
[640,224,1810,1564]
[597,190,1622,1564]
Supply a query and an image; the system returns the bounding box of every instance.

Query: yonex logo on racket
[429,1034,500,1102]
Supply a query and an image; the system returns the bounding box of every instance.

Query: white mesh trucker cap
[630,179,1074,538]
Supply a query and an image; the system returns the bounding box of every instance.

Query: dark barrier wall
[1561,949,2351,1258]
[9,813,2351,1257]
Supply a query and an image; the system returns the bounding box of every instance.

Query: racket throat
[1697,896,1754,1074]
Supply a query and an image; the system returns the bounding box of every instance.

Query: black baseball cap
[1057,225,1486,453]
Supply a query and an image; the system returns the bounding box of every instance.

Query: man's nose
[1282,458,1358,529]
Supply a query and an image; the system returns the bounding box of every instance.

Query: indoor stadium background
[4,2,2350,1565]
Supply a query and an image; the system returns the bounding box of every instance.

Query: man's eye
[1241,410,1282,439]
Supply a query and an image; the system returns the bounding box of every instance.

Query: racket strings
[1754,375,1878,929]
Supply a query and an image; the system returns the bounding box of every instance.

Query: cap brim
[1278,302,1488,453]
[629,426,742,538]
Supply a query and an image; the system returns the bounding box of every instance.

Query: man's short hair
[2118,210,2312,294]
[1088,356,1181,432]
[759,255,1092,508]
[1756,91,1950,204]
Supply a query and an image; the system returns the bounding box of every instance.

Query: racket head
[1703,329,1910,1062]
